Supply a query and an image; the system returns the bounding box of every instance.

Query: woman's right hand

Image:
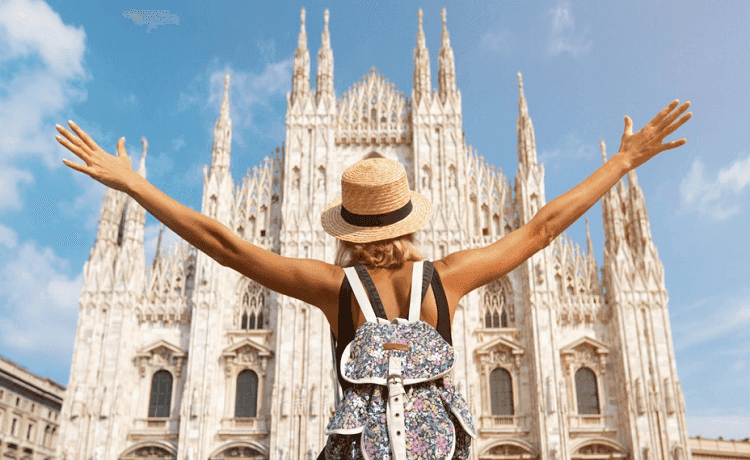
[56,120,137,193]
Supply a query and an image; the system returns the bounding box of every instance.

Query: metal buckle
[387,374,404,385]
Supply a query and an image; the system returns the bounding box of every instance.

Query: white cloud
[0,0,88,215]
[176,56,293,147]
[687,414,750,440]
[538,130,596,168]
[0,224,19,249]
[481,28,515,55]
[0,166,34,212]
[547,0,591,57]
[679,154,750,220]
[674,292,750,351]
[0,0,86,79]
[58,172,106,230]
[0,240,82,376]
[172,134,186,152]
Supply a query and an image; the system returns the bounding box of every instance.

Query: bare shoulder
[434,221,549,301]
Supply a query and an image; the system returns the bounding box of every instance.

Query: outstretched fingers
[657,101,691,132]
[55,124,91,159]
[67,120,102,153]
[660,138,688,152]
[55,130,89,162]
[659,111,692,140]
[61,158,92,175]
[649,99,680,127]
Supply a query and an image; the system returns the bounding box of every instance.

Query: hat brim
[321,191,433,243]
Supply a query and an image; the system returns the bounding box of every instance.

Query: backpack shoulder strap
[353,264,389,320]
[407,261,425,322]
[343,265,378,323]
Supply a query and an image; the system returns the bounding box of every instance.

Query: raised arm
[55,121,341,313]
[436,100,692,304]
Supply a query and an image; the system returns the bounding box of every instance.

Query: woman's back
[328,260,448,340]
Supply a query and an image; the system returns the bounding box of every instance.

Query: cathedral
[56,8,697,460]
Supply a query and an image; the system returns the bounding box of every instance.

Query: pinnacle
[138,137,148,177]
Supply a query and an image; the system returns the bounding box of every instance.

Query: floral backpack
[322,260,476,460]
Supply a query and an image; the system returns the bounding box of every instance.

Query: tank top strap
[430,265,453,346]
[343,266,378,323]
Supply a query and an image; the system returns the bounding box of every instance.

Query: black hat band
[340,200,413,227]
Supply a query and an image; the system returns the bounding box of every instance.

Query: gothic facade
[57,8,697,460]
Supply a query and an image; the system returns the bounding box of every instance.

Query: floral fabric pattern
[343,321,455,383]
[439,375,477,438]
[325,323,475,459]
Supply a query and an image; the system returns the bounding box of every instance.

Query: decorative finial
[441,7,450,46]
[517,72,523,89]
[417,9,426,48]
[300,8,306,25]
[220,73,231,119]
[324,8,329,26]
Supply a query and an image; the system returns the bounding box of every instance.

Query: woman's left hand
[614,99,692,171]
[56,120,136,193]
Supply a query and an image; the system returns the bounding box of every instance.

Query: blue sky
[0,0,748,440]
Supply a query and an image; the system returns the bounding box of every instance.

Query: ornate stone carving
[336,68,411,146]
[220,339,273,378]
[636,377,646,415]
[560,337,609,375]
[135,340,187,379]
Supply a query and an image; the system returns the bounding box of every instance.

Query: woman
[56,99,690,459]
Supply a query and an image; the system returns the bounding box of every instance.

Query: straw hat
[321,158,433,243]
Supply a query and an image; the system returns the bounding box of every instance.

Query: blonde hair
[334,233,424,269]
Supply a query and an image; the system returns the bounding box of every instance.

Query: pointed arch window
[490,368,514,415]
[575,367,600,414]
[148,370,173,418]
[239,282,266,330]
[235,370,259,418]
[483,279,513,328]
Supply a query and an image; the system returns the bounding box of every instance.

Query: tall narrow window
[575,367,600,414]
[490,368,514,415]
[235,370,259,418]
[148,370,173,418]
[483,279,514,328]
